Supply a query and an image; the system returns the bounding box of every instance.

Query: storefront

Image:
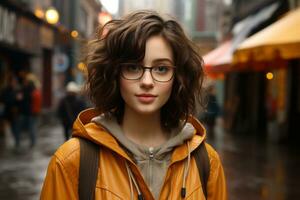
[233,7,300,142]
[0,2,57,108]
[0,3,39,85]
[202,1,284,135]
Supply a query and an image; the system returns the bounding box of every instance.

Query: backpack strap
[192,142,210,198]
[78,138,100,200]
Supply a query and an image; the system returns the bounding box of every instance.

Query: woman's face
[120,35,174,116]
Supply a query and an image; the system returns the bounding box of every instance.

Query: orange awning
[203,2,281,75]
[234,7,300,64]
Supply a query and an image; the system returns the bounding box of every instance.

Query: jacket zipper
[149,147,154,190]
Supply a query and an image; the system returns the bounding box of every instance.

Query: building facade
[224,0,299,143]
[0,0,56,108]
[0,0,101,110]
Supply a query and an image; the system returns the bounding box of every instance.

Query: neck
[121,107,168,147]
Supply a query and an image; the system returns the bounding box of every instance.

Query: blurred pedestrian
[41,10,227,200]
[27,73,42,116]
[0,75,23,149]
[20,73,41,148]
[57,82,86,141]
[200,85,220,136]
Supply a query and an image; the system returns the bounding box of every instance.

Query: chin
[135,108,159,115]
[132,105,161,115]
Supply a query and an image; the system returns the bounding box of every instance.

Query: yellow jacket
[41,109,227,199]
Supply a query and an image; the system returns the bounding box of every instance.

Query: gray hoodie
[92,114,195,199]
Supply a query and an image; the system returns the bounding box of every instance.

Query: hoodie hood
[91,113,195,161]
[72,108,207,199]
[72,108,207,162]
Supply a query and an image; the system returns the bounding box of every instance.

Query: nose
[140,70,154,88]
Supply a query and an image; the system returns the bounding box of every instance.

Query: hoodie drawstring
[126,163,134,200]
[125,162,144,200]
[181,142,191,199]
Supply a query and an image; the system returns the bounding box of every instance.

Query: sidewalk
[0,118,65,200]
[208,118,300,200]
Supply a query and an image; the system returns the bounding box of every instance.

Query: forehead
[144,35,173,64]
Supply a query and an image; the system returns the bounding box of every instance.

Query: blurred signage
[266,68,287,123]
[276,69,287,112]
[0,6,16,44]
[15,17,39,54]
[40,26,54,48]
[53,52,69,72]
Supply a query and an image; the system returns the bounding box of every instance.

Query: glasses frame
[120,63,176,82]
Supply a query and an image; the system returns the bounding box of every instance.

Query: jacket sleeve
[40,155,77,200]
[206,144,227,200]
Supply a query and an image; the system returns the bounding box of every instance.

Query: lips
[135,94,157,103]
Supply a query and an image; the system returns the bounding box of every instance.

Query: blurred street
[0,118,300,200]
[0,119,64,200]
[208,119,300,200]
[1,0,300,199]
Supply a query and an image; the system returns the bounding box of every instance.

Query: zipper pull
[149,147,154,159]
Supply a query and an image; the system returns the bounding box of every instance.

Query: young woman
[41,10,227,200]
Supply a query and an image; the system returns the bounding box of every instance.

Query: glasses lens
[121,64,143,80]
[152,65,174,82]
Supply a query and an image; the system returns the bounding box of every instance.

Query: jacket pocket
[95,186,124,200]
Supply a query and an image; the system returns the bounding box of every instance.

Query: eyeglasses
[120,63,175,82]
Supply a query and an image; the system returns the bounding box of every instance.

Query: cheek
[119,79,128,99]
[120,78,134,101]
[160,81,173,99]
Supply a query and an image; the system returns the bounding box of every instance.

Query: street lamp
[45,7,59,24]
[266,72,274,80]
[98,12,112,26]
[34,8,45,19]
[71,30,79,38]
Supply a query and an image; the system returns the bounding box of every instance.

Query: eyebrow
[152,58,174,64]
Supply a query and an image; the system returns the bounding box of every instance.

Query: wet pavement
[0,120,65,200]
[0,118,300,199]
[208,121,300,200]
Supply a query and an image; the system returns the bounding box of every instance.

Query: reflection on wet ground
[0,120,299,199]
[0,122,64,200]
[208,123,300,200]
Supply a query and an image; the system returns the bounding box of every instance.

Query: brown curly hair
[85,10,204,130]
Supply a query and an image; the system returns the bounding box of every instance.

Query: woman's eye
[126,64,140,72]
[153,66,169,73]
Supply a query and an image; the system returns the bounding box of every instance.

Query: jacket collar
[72,108,206,164]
